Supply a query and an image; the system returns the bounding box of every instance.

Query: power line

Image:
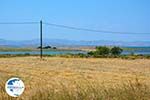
[43,22,150,34]
[0,21,149,34]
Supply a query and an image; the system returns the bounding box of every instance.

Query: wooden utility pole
[40,20,43,59]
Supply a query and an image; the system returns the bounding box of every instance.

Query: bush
[77,53,87,58]
[24,53,30,56]
[111,46,123,55]
[43,46,51,49]
[53,47,57,49]
[87,51,96,56]
[95,46,110,56]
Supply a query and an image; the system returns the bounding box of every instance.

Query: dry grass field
[0,57,150,100]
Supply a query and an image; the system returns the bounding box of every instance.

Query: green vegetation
[88,46,123,57]
[95,46,110,55]
[0,47,36,51]
[0,47,74,52]
[37,45,57,49]
[1,53,150,59]
[53,47,57,49]
[43,46,52,49]
[123,47,150,51]
[0,46,150,59]
[111,46,123,55]
[122,47,150,55]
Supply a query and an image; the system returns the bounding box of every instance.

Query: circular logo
[5,77,25,97]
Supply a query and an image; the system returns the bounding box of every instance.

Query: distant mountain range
[0,39,150,47]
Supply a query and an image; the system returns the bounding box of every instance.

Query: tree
[53,47,57,49]
[95,46,110,55]
[37,46,42,49]
[87,51,95,55]
[43,46,51,49]
[111,46,123,55]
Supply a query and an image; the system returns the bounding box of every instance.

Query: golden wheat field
[0,57,150,100]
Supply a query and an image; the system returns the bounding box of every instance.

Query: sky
[0,0,150,41]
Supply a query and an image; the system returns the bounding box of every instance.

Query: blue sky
[0,0,150,41]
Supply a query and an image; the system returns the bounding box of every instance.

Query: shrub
[95,46,110,56]
[87,51,95,56]
[111,46,123,55]
[53,47,57,49]
[43,46,51,49]
[24,53,30,56]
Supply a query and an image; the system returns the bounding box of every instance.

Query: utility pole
[40,20,43,59]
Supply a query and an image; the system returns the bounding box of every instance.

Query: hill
[0,38,150,47]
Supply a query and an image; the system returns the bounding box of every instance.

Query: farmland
[0,57,150,100]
